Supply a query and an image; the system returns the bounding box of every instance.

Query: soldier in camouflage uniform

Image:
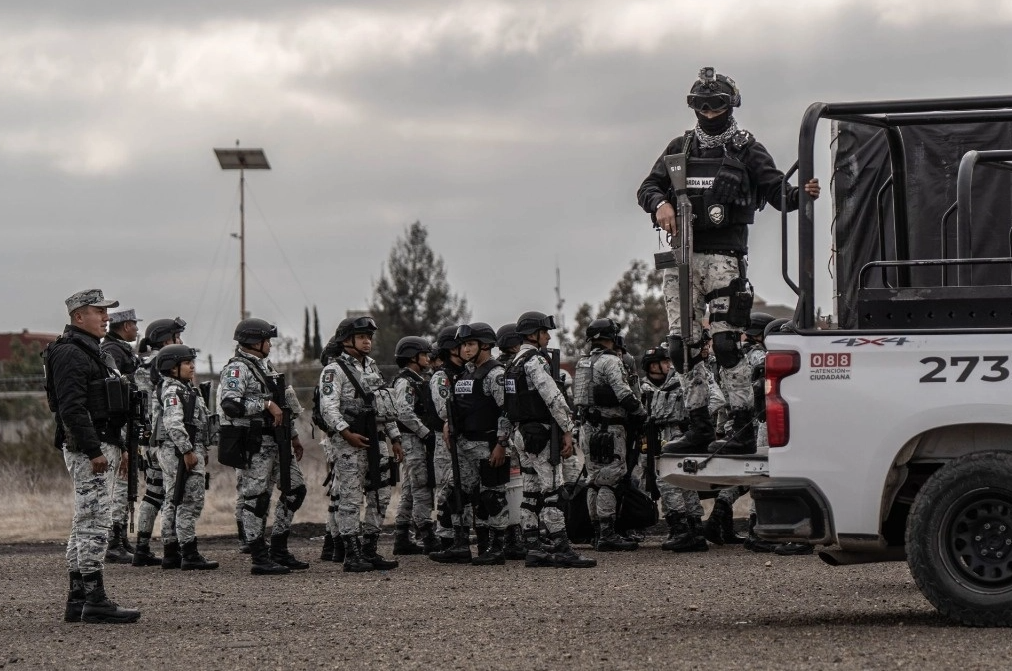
[428,326,468,548]
[100,308,142,564]
[153,345,218,570]
[219,317,308,575]
[48,289,140,624]
[575,319,647,553]
[130,317,187,567]
[638,66,820,455]
[505,311,595,569]
[318,317,403,572]
[495,323,528,560]
[317,338,345,563]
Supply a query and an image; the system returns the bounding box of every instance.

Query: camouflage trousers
[513,423,566,536]
[109,469,128,528]
[394,435,433,528]
[333,439,392,537]
[320,440,341,538]
[64,442,120,574]
[433,436,471,537]
[238,438,307,542]
[454,437,509,531]
[136,446,165,537]
[716,485,749,508]
[158,445,207,545]
[581,424,628,521]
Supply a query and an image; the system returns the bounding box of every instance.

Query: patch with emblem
[708,204,725,225]
[439,386,449,399]
[323,371,335,384]
[229,368,241,378]
[166,396,178,407]
[322,384,333,395]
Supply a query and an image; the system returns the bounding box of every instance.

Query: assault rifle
[272,373,294,496]
[547,347,562,468]
[334,359,383,509]
[125,385,144,533]
[444,373,466,516]
[654,152,694,372]
[641,388,661,501]
[172,388,198,507]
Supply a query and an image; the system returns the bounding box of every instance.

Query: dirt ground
[2,530,1011,671]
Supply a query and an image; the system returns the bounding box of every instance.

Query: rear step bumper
[750,478,835,545]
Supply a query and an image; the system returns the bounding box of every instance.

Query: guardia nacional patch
[323,371,335,384]
[322,384,333,395]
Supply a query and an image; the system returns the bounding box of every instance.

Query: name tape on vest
[687,177,715,188]
[455,379,474,394]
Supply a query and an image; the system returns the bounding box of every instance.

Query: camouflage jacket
[217,348,300,439]
[156,377,209,454]
[509,344,575,433]
[318,352,400,442]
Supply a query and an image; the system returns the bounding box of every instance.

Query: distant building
[0,330,59,375]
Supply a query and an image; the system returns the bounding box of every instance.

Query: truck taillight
[765,350,800,448]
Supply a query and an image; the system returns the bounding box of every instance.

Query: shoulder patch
[165,396,178,407]
[228,368,242,378]
[322,384,334,395]
[323,371,335,384]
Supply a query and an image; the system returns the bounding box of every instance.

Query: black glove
[709,154,751,206]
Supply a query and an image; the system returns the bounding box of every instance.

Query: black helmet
[496,323,522,351]
[585,318,622,342]
[641,344,669,370]
[436,325,462,352]
[334,316,378,342]
[456,322,497,346]
[395,336,432,359]
[155,344,197,373]
[145,317,186,346]
[234,317,278,345]
[745,312,775,338]
[764,318,792,341]
[687,66,741,111]
[515,311,556,336]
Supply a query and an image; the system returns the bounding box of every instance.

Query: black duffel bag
[615,478,659,535]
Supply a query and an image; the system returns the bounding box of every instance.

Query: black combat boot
[419,522,441,555]
[65,571,85,622]
[475,527,491,557]
[686,516,709,552]
[429,526,472,564]
[237,520,250,554]
[131,532,161,567]
[362,534,399,570]
[180,539,219,571]
[472,528,506,566]
[320,532,335,561]
[270,531,310,570]
[708,411,757,455]
[661,513,693,551]
[118,524,135,554]
[523,528,552,567]
[774,542,814,556]
[331,534,346,562]
[161,541,181,570]
[717,499,746,544]
[392,523,425,555]
[105,523,133,564]
[703,499,730,545]
[547,531,597,568]
[743,513,778,553]
[249,536,291,575]
[503,524,527,560]
[341,535,374,573]
[80,572,140,624]
[597,517,638,551]
[662,407,716,455]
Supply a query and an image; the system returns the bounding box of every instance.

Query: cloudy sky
[2,0,1010,367]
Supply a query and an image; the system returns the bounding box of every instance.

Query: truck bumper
[750,478,835,545]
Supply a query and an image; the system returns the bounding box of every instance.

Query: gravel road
[2,529,1010,670]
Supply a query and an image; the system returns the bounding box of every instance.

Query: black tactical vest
[504,349,551,423]
[454,359,503,439]
[398,368,443,433]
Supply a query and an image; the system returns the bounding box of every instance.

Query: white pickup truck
[659,95,1012,627]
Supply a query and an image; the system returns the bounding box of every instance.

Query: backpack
[311,384,329,434]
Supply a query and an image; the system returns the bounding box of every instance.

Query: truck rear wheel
[906,451,1012,626]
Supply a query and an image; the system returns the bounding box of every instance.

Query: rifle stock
[659,153,695,371]
[642,389,661,501]
[125,385,143,533]
[273,374,294,496]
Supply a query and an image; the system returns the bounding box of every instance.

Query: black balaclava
[695,110,733,135]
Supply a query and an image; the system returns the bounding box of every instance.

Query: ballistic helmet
[334,316,378,342]
[515,311,556,336]
[641,344,669,370]
[145,317,187,346]
[745,312,775,338]
[436,325,463,353]
[585,318,622,343]
[764,318,792,341]
[455,322,497,346]
[155,344,197,373]
[496,323,522,351]
[687,66,741,111]
[233,317,278,345]
[395,336,432,359]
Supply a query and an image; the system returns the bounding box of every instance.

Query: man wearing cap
[48,289,140,624]
[100,308,143,564]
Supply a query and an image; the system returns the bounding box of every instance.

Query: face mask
[695,110,733,135]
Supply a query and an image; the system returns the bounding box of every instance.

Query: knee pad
[542,488,566,512]
[285,485,307,513]
[521,491,542,514]
[250,492,271,518]
[666,335,703,375]
[142,491,164,508]
[712,331,743,368]
[437,503,453,529]
[480,490,507,517]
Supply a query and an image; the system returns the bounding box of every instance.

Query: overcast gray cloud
[2,0,1012,366]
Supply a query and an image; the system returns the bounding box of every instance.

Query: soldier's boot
[774,542,814,556]
[662,513,681,550]
[472,528,506,566]
[708,411,757,455]
[341,535,374,573]
[703,499,730,545]
[743,513,778,553]
[687,516,710,552]
[362,533,399,570]
[236,520,251,554]
[118,524,135,554]
[180,539,219,571]
[662,407,716,455]
[105,523,134,564]
[438,536,454,550]
[249,537,291,575]
[503,524,527,560]
[269,531,310,570]
[65,571,85,623]
[590,520,602,550]
[523,529,552,568]
[626,529,646,543]
[320,532,335,561]
[429,526,472,564]
[548,531,597,569]
[718,499,746,545]
[161,541,182,570]
[419,522,442,555]
[131,532,161,567]
[662,513,702,552]
[80,572,141,624]
[331,534,346,563]
[596,517,639,552]
[392,523,425,555]
[475,526,491,557]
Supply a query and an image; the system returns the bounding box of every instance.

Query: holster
[519,423,550,455]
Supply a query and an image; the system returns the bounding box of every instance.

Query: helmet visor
[687,92,731,112]
[351,317,377,332]
[172,317,187,332]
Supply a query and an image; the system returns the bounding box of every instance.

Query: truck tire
[906,451,1012,627]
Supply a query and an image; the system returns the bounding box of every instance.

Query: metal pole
[240,166,246,321]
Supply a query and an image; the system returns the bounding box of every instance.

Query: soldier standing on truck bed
[638,66,820,455]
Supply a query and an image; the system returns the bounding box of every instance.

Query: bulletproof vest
[101,337,139,377]
[154,380,200,446]
[453,359,503,438]
[398,368,442,433]
[503,349,551,423]
[684,131,755,230]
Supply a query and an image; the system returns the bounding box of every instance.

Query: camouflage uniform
[430,365,470,539]
[155,378,209,547]
[133,352,166,545]
[101,334,139,553]
[64,442,122,575]
[641,373,704,520]
[391,370,434,530]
